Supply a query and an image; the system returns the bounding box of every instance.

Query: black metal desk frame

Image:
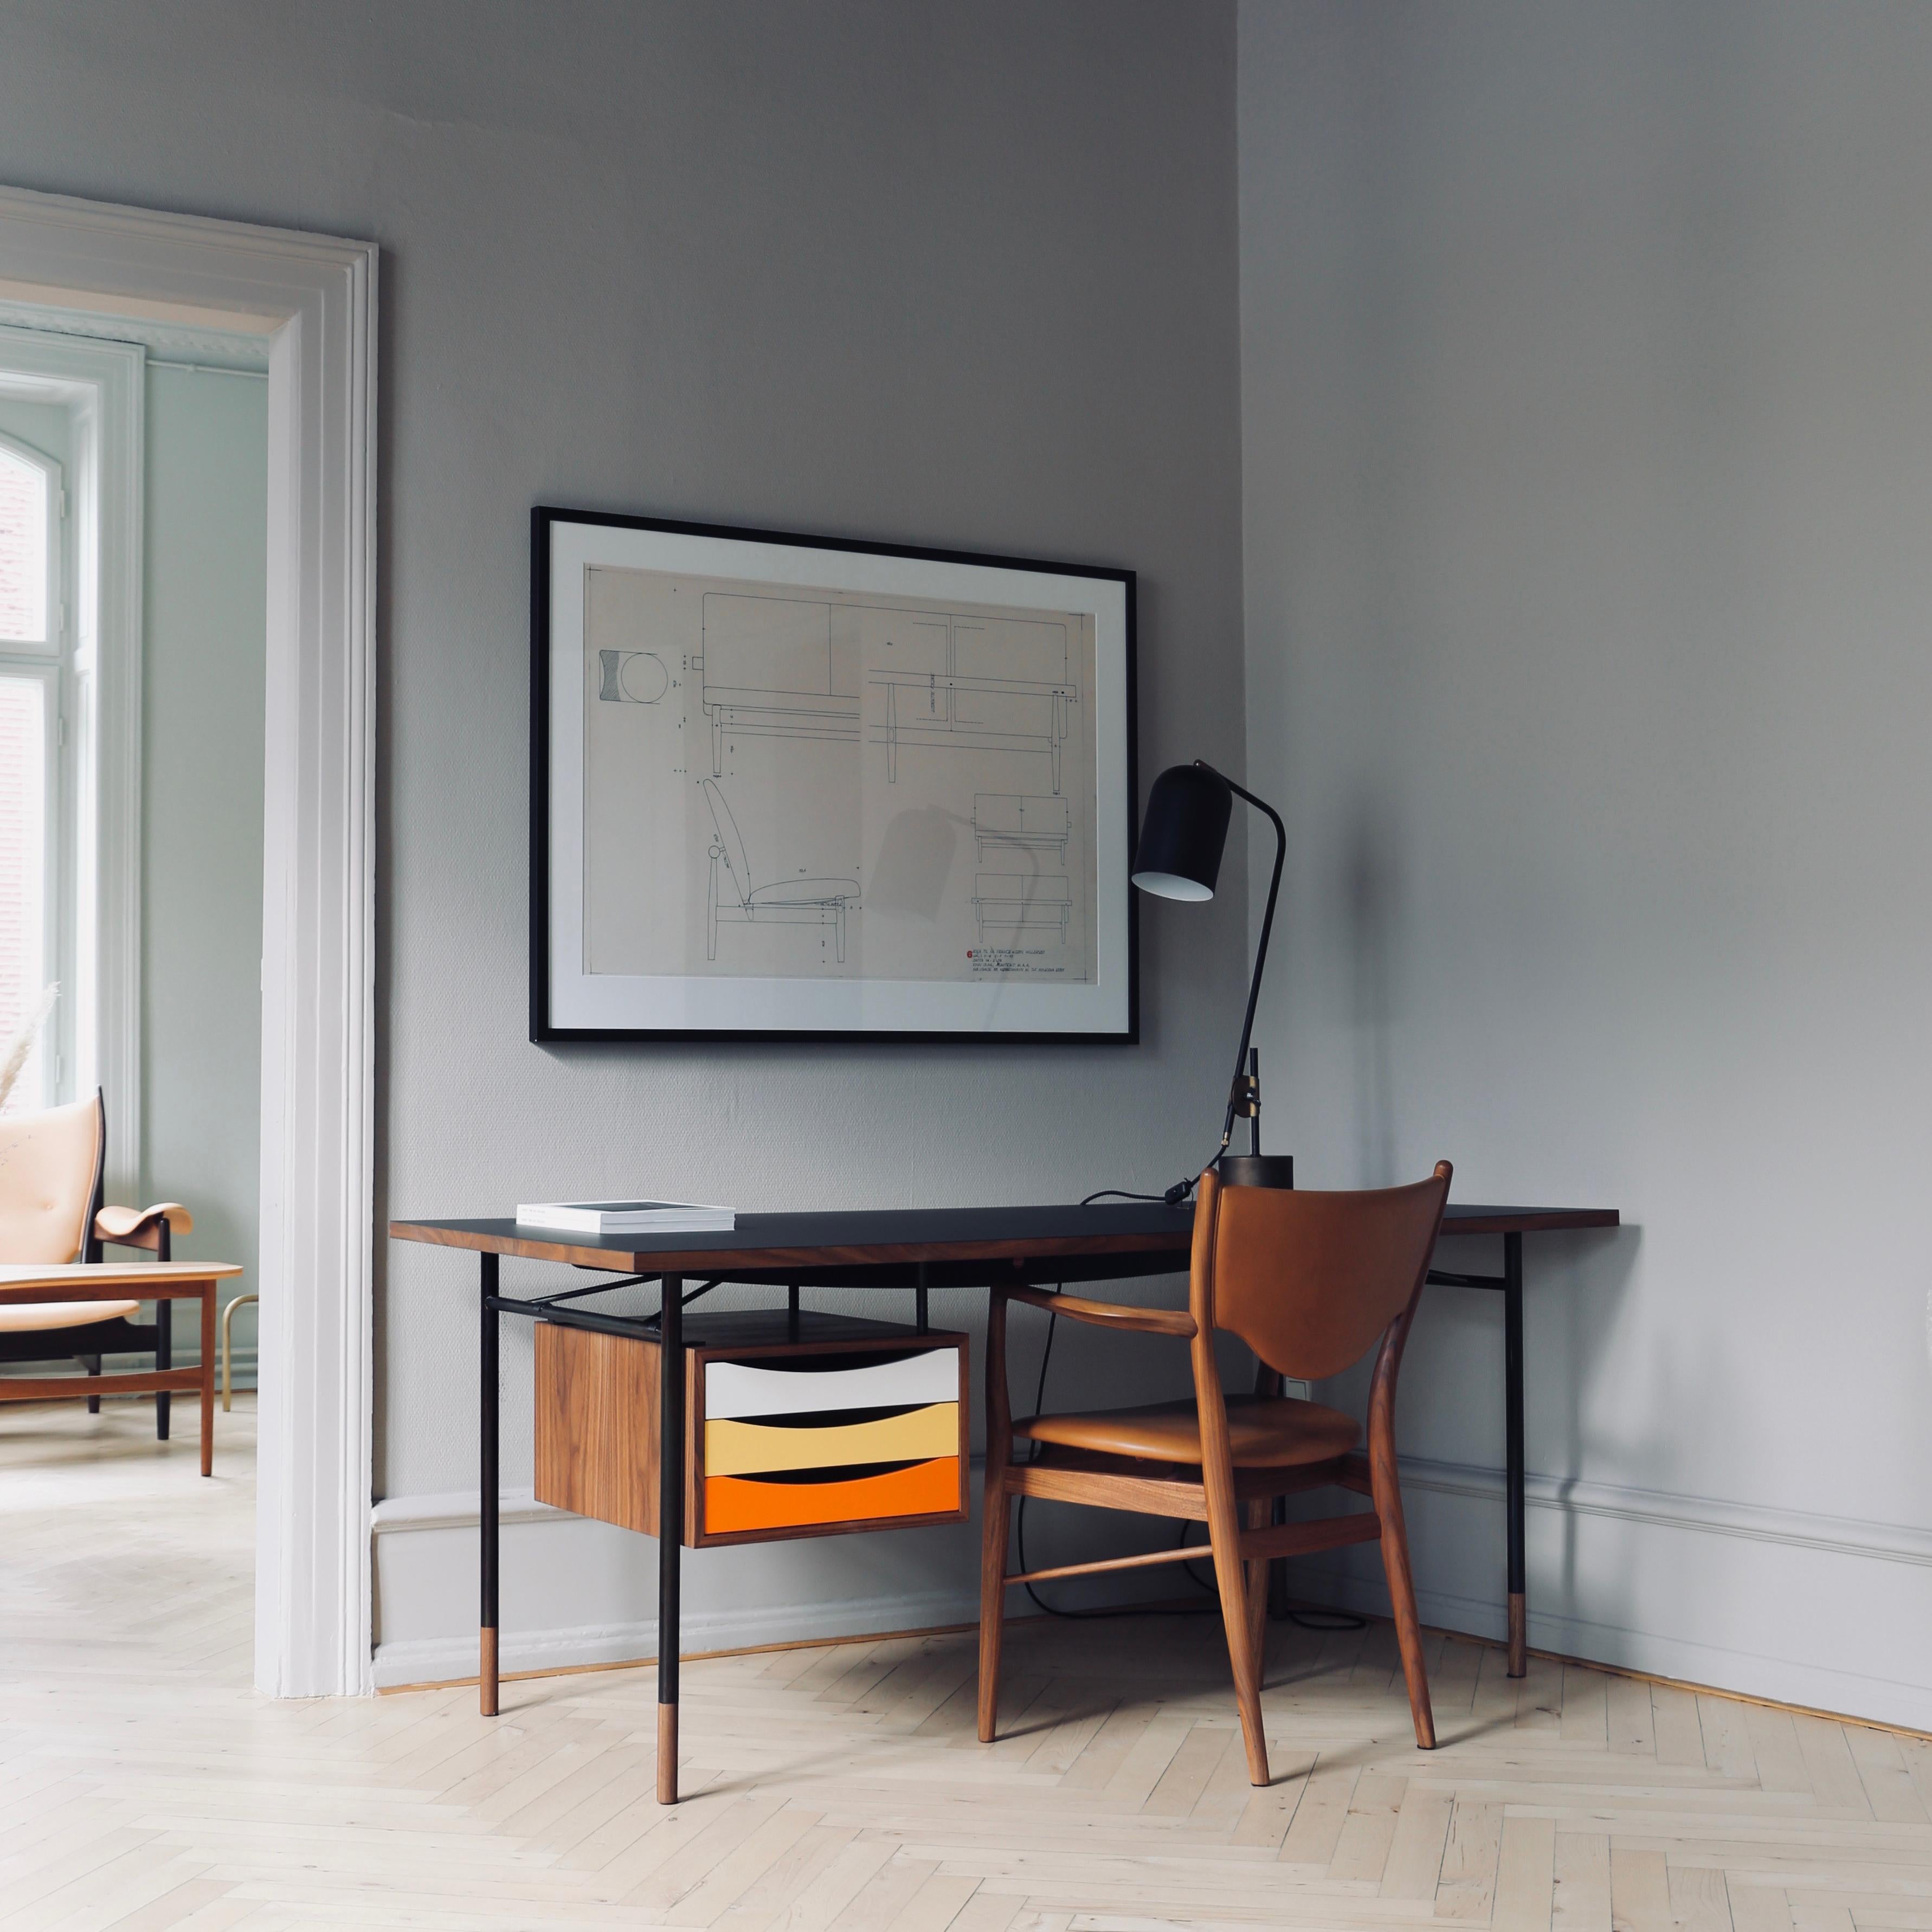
[395,1198,1615,1805]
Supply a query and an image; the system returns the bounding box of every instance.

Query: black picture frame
[531,507,1138,1045]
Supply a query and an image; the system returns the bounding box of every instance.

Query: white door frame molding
[0,184,378,1697]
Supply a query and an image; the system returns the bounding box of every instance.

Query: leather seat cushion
[0,1299,141,1333]
[1017,1393,1361,1467]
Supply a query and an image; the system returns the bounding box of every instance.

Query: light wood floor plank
[1436,1799,1504,1921]
[1611,1846,1674,1932]
[1495,1812,1557,1932]
[1382,1786,1455,1901]
[1554,1831,1613,1932]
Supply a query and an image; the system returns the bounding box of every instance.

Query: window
[0,431,63,1114]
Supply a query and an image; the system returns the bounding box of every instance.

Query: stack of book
[513,1199,736,1235]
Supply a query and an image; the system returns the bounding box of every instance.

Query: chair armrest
[996,1284,1195,1338]
[95,1202,195,1251]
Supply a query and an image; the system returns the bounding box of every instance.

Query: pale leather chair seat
[1016,1393,1361,1467]
[0,1299,141,1333]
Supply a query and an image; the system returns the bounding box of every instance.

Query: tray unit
[534,1310,968,1548]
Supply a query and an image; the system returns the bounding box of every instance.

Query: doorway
[0,185,377,1697]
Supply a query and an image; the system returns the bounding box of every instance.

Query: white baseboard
[1286,1453,1932,1733]
[368,1457,1932,1729]
[1401,1453,1932,1570]
[1280,1559,1932,1734]
[369,1478,1119,1693]
[372,1586,984,1691]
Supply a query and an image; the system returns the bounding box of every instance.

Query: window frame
[0,427,61,654]
[0,427,68,1111]
[0,327,144,1189]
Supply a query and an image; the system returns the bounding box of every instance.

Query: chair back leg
[1193,1331,1270,1786]
[977,1290,1013,1743]
[977,1477,1010,1743]
[83,1353,102,1414]
[1242,1496,1270,1691]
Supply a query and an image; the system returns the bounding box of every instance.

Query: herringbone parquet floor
[3,1398,1929,1931]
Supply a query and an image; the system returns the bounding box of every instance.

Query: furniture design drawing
[543,510,1131,1039]
[872,615,1078,795]
[596,649,669,705]
[702,778,860,962]
[973,793,1070,862]
[971,873,1071,943]
[693,592,859,775]
[979,1164,1456,1782]
[394,1190,1614,1803]
[1,1093,240,1474]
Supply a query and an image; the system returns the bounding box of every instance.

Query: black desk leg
[1503,1232,1527,1677]
[156,1219,172,1439]
[480,1252,499,1717]
[658,1273,684,1805]
[154,1295,172,1439]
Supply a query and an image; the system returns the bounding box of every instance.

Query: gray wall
[142,363,266,1363]
[1240,0,1932,1724]
[0,4,1246,1526]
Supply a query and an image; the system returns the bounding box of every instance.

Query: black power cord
[1078,1155,1217,1211]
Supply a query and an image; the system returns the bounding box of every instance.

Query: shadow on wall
[1340,793,1403,1186]
[1549,1225,1644,1618]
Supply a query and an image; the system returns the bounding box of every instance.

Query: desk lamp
[1132,761,1294,1190]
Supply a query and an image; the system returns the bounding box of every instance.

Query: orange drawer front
[704,1457,960,1536]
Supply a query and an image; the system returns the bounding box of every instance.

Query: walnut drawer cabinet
[534,1309,969,1548]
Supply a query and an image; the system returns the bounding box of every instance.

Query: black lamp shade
[1131,762,1232,901]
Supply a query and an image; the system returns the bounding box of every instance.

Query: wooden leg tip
[479,1628,499,1717]
[656,1704,679,1805]
[1506,1591,1528,1678]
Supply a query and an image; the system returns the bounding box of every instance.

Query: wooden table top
[389,1200,1618,1278]
[0,1261,244,1304]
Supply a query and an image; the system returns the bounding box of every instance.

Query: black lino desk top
[390,1200,1618,1286]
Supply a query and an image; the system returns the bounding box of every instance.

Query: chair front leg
[977,1286,1014,1744]
[1369,1328,1435,1750]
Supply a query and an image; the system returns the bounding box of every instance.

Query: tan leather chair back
[1190,1162,1452,1381]
[0,1094,104,1265]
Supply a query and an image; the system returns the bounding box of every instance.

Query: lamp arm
[1192,761,1286,1151]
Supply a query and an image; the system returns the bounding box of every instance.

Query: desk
[0,1261,243,1477]
[392,1198,1615,1802]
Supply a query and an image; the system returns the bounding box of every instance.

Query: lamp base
[1216,1153,1295,1190]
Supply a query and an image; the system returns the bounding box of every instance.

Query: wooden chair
[978,1161,1453,1784]
[0,1092,196,1434]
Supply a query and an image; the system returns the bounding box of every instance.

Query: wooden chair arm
[95,1203,194,1251]
[995,1283,1196,1338]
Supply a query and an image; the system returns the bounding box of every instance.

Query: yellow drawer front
[705,1401,959,1478]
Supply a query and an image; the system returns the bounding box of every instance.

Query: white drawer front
[704,1348,959,1421]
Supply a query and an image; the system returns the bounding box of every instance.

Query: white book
[514,1199,737,1235]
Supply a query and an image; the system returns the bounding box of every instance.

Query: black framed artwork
[530,508,1138,1043]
